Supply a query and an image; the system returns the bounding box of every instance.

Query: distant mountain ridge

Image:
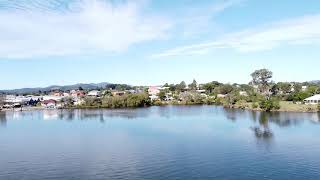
[0,82,111,94]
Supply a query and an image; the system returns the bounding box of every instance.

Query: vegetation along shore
[1,69,320,112]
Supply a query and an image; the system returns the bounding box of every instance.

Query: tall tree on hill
[251,69,273,95]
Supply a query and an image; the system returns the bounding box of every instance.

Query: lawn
[278,101,318,112]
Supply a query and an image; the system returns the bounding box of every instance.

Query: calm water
[1,106,320,180]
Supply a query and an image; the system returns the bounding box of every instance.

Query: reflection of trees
[223,108,238,122]
[0,112,7,127]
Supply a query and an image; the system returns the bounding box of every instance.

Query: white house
[87,90,101,97]
[302,86,308,91]
[304,95,320,105]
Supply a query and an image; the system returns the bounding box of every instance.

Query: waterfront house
[71,90,86,97]
[111,91,126,96]
[148,86,161,100]
[148,86,161,95]
[88,90,101,97]
[304,95,320,105]
[42,99,57,109]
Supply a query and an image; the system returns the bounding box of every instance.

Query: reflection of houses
[304,95,320,105]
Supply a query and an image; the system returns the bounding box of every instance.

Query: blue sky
[0,0,320,89]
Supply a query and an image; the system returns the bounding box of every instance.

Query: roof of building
[304,94,320,101]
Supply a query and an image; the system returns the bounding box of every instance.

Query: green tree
[216,84,234,95]
[278,82,292,94]
[259,99,280,112]
[188,79,198,90]
[293,83,302,93]
[203,83,216,94]
[158,91,166,101]
[176,81,186,92]
[251,69,273,94]
[307,85,320,95]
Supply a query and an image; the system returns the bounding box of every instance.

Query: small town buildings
[148,86,161,100]
[304,95,320,105]
[112,91,126,96]
[43,96,62,101]
[42,99,57,109]
[148,86,161,96]
[88,90,101,97]
[70,90,85,97]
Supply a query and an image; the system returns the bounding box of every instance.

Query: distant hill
[0,82,111,94]
[309,80,320,85]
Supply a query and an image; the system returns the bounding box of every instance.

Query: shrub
[259,99,280,112]
[252,102,259,109]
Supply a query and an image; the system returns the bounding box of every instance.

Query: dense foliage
[81,93,151,108]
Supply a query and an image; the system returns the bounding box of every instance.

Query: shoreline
[1,103,319,113]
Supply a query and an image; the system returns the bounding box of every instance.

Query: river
[0,106,320,180]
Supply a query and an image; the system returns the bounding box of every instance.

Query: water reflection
[0,112,7,127]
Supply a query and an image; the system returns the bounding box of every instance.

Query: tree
[251,69,273,94]
[259,99,280,112]
[0,94,4,107]
[216,84,234,95]
[176,81,186,92]
[188,79,198,90]
[163,83,169,87]
[78,86,84,91]
[278,82,292,94]
[293,83,302,93]
[158,91,166,101]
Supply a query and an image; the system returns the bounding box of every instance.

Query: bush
[318,104,320,111]
[259,99,280,112]
[252,102,259,109]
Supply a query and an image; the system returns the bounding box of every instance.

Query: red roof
[42,99,57,104]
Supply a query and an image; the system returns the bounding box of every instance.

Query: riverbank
[234,101,319,113]
[1,101,319,113]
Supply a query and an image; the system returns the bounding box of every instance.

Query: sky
[0,0,320,89]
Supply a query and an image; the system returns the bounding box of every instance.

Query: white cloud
[152,14,320,58]
[0,0,171,58]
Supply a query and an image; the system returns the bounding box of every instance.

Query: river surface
[0,106,320,180]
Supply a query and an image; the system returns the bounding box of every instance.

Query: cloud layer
[0,0,171,58]
[152,14,320,58]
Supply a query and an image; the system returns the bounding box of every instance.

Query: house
[70,90,85,97]
[196,90,206,94]
[148,86,161,96]
[42,99,57,109]
[88,90,101,97]
[43,95,62,101]
[112,91,126,96]
[239,91,248,96]
[217,94,227,98]
[148,86,162,100]
[304,95,320,105]
[302,86,308,91]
